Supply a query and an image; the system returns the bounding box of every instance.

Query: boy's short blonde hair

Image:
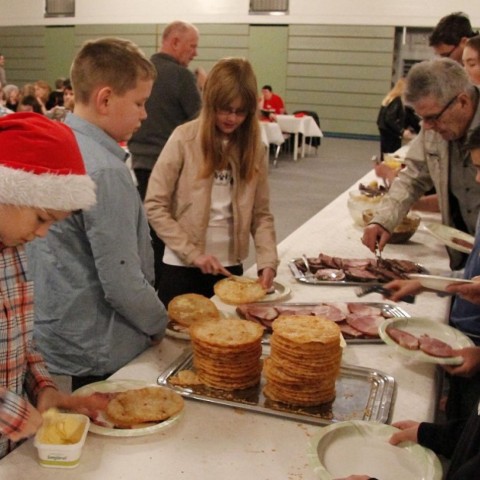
[70,37,156,105]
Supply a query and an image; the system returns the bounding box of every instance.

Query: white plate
[73,379,183,437]
[258,280,291,303]
[308,420,442,480]
[378,317,475,365]
[409,273,474,292]
[424,222,474,254]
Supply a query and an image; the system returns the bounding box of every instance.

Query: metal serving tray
[157,349,396,426]
[238,302,411,345]
[288,258,426,287]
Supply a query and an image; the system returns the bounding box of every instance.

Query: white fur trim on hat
[0,165,96,211]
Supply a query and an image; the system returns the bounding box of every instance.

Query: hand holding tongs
[355,284,416,304]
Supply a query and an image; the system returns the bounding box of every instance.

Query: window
[250,0,288,15]
[45,0,75,18]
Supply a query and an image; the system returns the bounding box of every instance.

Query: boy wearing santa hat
[0,112,97,458]
[27,38,168,391]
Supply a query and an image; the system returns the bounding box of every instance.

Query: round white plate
[424,222,474,254]
[378,317,475,365]
[258,280,291,303]
[308,420,442,480]
[409,273,474,293]
[73,379,183,437]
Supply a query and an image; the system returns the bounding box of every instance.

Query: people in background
[46,77,65,110]
[429,12,478,63]
[145,58,279,306]
[27,37,168,392]
[0,53,6,87]
[62,78,74,111]
[128,20,201,200]
[33,80,51,114]
[3,84,18,111]
[376,77,419,156]
[363,58,480,271]
[463,35,480,85]
[0,112,99,460]
[17,94,43,114]
[259,84,285,118]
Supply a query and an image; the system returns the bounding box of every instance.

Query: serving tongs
[355,284,415,304]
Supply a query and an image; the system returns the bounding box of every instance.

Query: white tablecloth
[275,114,324,161]
[1,170,451,479]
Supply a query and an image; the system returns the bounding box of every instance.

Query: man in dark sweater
[128,20,202,200]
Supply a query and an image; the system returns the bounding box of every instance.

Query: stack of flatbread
[263,315,342,406]
[189,318,264,390]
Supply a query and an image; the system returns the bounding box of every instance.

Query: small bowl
[34,412,90,469]
[363,210,421,244]
[347,190,384,226]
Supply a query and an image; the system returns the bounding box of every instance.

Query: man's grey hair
[404,58,474,106]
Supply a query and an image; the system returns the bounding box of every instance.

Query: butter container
[34,412,90,468]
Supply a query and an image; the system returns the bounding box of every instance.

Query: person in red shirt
[259,85,285,119]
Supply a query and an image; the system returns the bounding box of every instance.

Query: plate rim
[308,420,443,480]
[409,273,474,292]
[378,317,475,365]
[72,379,183,437]
[424,222,474,254]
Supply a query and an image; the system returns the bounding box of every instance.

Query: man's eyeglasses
[416,95,459,124]
[217,107,248,117]
[439,44,458,58]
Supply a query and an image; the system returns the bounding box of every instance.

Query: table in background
[259,121,285,166]
[275,114,324,161]
[1,170,452,480]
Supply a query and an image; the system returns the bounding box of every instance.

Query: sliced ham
[386,327,419,350]
[247,305,279,322]
[419,334,454,358]
[311,304,346,322]
[347,304,383,316]
[346,314,384,337]
[314,268,345,281]
[338,321,364,338]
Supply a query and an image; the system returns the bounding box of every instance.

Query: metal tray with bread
[236,301,411,344]
[289,253,427,287]
[158,348,396,426]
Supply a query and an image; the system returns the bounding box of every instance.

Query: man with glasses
[363,58,480,270]
[429,12,478,64]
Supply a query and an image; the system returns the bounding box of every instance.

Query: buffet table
[1,170,452,479]
[275,114,324,161]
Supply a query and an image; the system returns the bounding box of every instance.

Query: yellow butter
[40,409,84,445]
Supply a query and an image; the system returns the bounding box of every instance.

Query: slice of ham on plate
[347,303,383,316]
[419,334,454,358]
[386,327,419,350]
[345,314,384,337]
[310,304,346,322]
[379,317,475,365]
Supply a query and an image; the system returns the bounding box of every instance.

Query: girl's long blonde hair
[381,77,406,106]
[199,58,261,182]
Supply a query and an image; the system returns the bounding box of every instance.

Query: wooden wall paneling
[286,24,395,137]
[0,26,46,87]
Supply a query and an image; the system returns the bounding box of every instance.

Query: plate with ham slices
[379,318,475,365]
[424,222,474,254]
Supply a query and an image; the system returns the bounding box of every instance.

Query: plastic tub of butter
[34,412,90,468]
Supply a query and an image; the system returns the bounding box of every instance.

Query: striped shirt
[0,245,56,458]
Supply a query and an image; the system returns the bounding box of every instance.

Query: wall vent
[250,0,288,15]
[45,0,75,18]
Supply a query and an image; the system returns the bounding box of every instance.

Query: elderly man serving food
[362,58,480,270]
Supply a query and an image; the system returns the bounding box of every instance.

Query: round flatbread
[105,386,184,427]
[214,277,267,305]
[168,293,220,327]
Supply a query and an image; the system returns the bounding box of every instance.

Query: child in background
[27,38,168,391]
[0,112,97,459]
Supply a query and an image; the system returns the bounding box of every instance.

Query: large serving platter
[288,258,426,286]
[236,301,411,345]
[158,349,395,426]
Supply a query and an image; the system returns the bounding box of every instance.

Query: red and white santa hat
[0,112,96,211]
